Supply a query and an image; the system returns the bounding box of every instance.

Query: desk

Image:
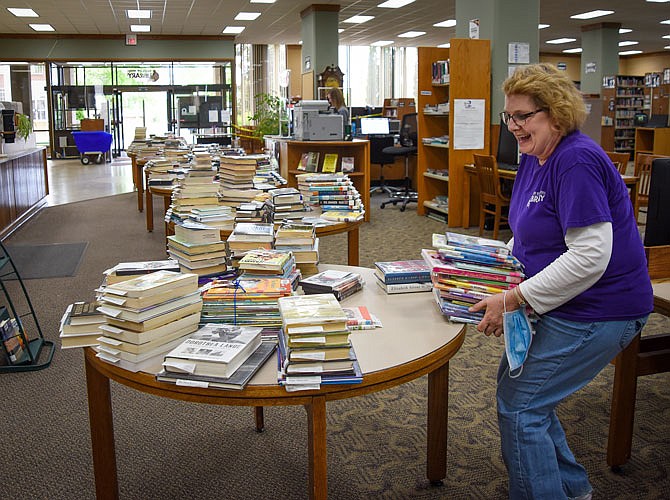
[462,164,641,228]
[84,265,466,500]
[607,245,670,469]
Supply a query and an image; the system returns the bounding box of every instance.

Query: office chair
[380,112,418,211]
[473,154,510,240]
[605,151,631,175]
[369,135,400,196]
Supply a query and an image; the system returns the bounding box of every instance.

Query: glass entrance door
[120,91,168,150]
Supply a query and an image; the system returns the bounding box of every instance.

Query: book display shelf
[601,75,646,158]
[382,98,416,121]
[0,240,54,372]
[416,40,491,228]
[277,139,371,222]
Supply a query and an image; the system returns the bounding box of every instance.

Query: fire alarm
[125,34,137,46]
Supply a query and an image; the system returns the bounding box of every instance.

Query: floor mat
[4,242,88,279]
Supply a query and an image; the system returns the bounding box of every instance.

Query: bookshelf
[601,75,646,157]
[416,39,491,228]
[634,127,670,161]
[276,139,371,221]
[382,98,416,121]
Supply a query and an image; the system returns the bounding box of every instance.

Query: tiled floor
[45,154,135,206]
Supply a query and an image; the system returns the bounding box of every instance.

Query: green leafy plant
[16,114,33,141]
[248,93,286,139]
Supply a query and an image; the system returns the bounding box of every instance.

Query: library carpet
[5,241,88,279]
[0,191,667,499]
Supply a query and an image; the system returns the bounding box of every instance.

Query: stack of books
[374,259,432,294]
[187,205,234,231]
[233,200,267,223]
[163,324,262,376]
[277,293,362,391]
[422,232,524,324]
[218,187,263,209]
[299,269,364,301]
[238,248,298,281]
[169,224,228,277]
[95,271,203,372]
[273,222,319,277]
[226,222,274,263]
[295,173,365,221]
[342,305,382,331]
[264,187,310,223]
[59,301,106,349]
[102,259,181,286]
[200,277,293,329]
[219,154,270,190]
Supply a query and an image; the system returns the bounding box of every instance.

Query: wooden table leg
[347,227,359,267]
[146,185,154,232]
[306,396,328,500]
[254,406,265,432]
[163,194,171,235]
[607,333,640,469]
[85,352,119,500]
[427,361,449,485]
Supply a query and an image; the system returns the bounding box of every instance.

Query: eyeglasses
[500,109,544,127]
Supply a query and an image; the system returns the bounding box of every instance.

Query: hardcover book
[278,293,349,334]
[321,153,338,173]
[374,259,432,284]
[102,271,199,298]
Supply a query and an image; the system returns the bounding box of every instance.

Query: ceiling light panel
[619,50,643,55]
[437,43,451,48]
[222,26,245,34]
[434,20,457,28]
[398,31,426,38]
[29,24,54,31]
[619,28,632,33]
[130,25,151,32]
[127,10,151,19]
[546,38,577,44]
[538,24,550,29]
[7,8,38,17]
[570,10,614,20]
[563,48,583,53]
[618,41,639,46]
[371,40,394,46]
[378,0,416,8]
[343,16,374,24]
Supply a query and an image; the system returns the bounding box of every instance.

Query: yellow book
[321,153,338,173]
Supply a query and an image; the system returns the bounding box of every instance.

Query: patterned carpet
[1,191,668,499]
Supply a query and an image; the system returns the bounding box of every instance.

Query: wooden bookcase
[416,39,491,228]
[277,139,371,221]
[601,75,646,157]
[382,98,416,121]
[634,127,670,162]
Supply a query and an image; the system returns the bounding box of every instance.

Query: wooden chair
[605,151,630,175]
[473,154,510,240]
[634,154,668,216]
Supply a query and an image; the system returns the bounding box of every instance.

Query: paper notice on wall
[208,109,218,122]
[453,99,485,150]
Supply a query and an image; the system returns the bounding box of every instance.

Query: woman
[326,87,350,126]
[469,63,653,499]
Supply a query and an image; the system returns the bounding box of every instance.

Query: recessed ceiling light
[434,19,456,28]
[222,26,245,34]
[235,12,261,21]
[130,25,150,33]
[570,10,614,20]
[619,50,643,55]
[398,31,425,38]
[29,23,54,31]
[338,28,344,33]
[7,8,38,17]
[619,28,632,33]
[546,38,577,44]
[371,40,394,46]
[538,24,550,29]
[662,20,670,24]
[665,45,670,49]
[563,48,583,53]
[378,0,415,8]
[618,41,639,46]
[437,43,451,48]
[343,15,374,24]
[250,0,275,3]
[664,34,670,39]
[646,0,670,3]
[127,10,151,19]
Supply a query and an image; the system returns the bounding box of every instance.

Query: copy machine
[293,100,343,141]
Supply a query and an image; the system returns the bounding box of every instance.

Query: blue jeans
[496,314,647,499]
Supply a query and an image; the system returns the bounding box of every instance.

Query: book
[238,249,293,272]
[0,307,29,364]
[166,236,227,255]
[321,153,338,173]
[103,260,182,284]
[97,335,188,363]
[98,311,201,344]
[297,152,310,171]
[163,324,263,378]
[374,259,432,284]
[99,282,200,310]
[97,292,202,323]
[443,232,510,255]
[104,300,203,333]
[341,156,355,173]
[278,293,349,335]
[173,224,222,245]
[304,152,320,172]
[59,331,103,349]
[102,271,199,298]
[342,306,379,329]
[98,323,197,355]
[229,222,274,241]
[269,187,302,205]
[59,301,106,332]
[155,341,276,390]
[320,210,365,223]
[375,279,433,294]
[299,269,364,301]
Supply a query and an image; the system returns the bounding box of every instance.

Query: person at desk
[326,87,350,128]
[469,63,654,500]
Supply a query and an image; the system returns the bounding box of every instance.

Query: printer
[293,100,343,141]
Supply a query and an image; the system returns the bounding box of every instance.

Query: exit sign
[125,34,137,46]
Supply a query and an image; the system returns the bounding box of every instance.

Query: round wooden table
[84,265,466,499]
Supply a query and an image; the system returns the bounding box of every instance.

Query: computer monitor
[360,117,390,135]
[496,119,519,168]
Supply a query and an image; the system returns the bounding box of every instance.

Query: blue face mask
[503,291,534,378]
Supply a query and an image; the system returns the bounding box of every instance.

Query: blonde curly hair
[502,63,587,136]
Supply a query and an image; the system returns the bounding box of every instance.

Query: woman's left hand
[469,292,508,337]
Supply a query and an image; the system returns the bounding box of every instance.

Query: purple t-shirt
[508,130,653,321]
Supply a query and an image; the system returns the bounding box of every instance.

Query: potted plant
[248,93,286,140]
[16,114,33,142]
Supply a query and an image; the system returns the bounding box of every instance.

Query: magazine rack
[0,240,55,372]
